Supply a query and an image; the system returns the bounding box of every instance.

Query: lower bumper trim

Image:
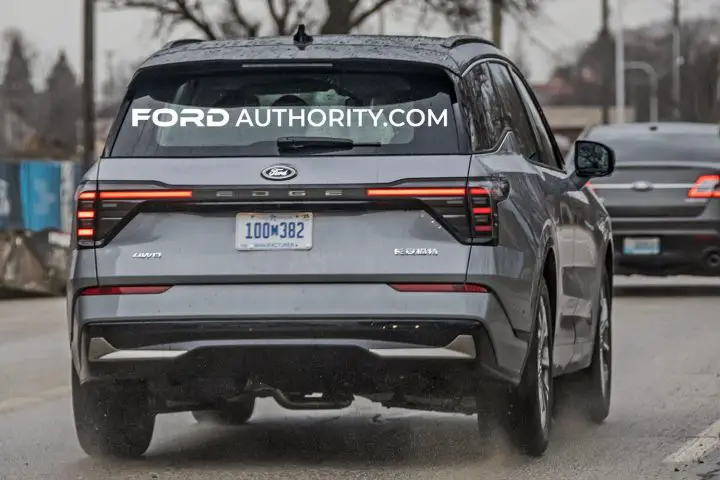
[368,335,475,359]
[87,335,477,362]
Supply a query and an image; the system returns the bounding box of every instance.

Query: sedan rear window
[583,132,720,162]
[109,67,460,157]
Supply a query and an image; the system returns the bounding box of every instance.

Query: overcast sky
[2,0,718,88]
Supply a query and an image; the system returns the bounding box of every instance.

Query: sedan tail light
[688,175,720,198]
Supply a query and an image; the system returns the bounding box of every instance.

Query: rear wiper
[276,136,381,152]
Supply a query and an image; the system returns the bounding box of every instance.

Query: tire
[192,398,256,425]
[502,276,554,457]
[72,366,155,458]
[582,268,612,423]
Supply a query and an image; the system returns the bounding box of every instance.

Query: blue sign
[19,160,62,231]
[0,161,23,230]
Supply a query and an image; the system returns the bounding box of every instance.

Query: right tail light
[366,179,506,245]
[468,186,495,241]
[688,175,720,198]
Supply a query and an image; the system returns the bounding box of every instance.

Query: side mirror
[571,140,615,188]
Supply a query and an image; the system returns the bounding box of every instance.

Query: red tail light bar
[367,187,467,197]
[74,183,505,247]
[688,175,720,198]
[80,285,171,295]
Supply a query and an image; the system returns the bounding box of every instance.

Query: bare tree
[39,51,80,155]
[549,16,720,122]
[100,0,546,39]
[1,30,37,123]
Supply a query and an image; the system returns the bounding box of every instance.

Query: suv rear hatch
[79,62,493,285]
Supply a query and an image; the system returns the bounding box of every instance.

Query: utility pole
[671,0,681,119]
[600,0,611,124]
[81,0,96,172]
[491,0,503,49]
[614,0,625,123]
[512,12,529,77]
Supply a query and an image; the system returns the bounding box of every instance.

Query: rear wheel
[72,367,155,458]
[583,269,612,423]
[502,277,553,457]
[192,398,256,425]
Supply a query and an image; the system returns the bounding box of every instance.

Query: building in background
[532,76,636,142]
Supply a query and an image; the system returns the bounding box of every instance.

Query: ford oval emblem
[631,181,653,192]
[261,165,297,181]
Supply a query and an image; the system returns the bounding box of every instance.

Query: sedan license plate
[622,237,660,255]
[235,212,312,251]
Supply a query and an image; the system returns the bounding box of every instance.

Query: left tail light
[76,190,97,247]
[74,188,193,247]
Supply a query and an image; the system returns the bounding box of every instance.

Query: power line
[508,12,574,65]
[532,9,578,45]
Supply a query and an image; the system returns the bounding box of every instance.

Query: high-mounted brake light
[80,285,171,295]
[74,189,194,247]
[389,283,487,293]
[688,175,720,198]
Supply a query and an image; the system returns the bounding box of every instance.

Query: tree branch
[225,0,261,36]
[101,0,218,39]
[349,0,395,29]
[264,0,295,34]
[103,0,550,40]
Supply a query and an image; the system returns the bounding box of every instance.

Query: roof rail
[161,39,204,50]
[442,35,495,49]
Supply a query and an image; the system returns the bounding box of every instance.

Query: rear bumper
[70,284,528,387]
[612,217,720,275]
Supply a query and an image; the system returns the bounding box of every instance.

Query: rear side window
[486,63,536,159]
[461,63,505,151]
[583,132,720,162]
[109,67,460,157]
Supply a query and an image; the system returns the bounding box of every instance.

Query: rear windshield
[109,67,460,157]
[583,132,720,162]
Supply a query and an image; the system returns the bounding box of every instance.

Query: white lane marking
[0,385,70,414]
[663,418,720,463]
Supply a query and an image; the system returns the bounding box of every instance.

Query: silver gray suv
[68,30,616,459]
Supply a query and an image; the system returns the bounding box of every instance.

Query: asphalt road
[2,276,720,479]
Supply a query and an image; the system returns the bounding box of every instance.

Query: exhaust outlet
[250,384,353,410]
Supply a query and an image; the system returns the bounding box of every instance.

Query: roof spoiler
[161,39,204,50]
[442,35,495,49]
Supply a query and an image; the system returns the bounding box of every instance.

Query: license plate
[622,237,660,255]
[235,212,313,251]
